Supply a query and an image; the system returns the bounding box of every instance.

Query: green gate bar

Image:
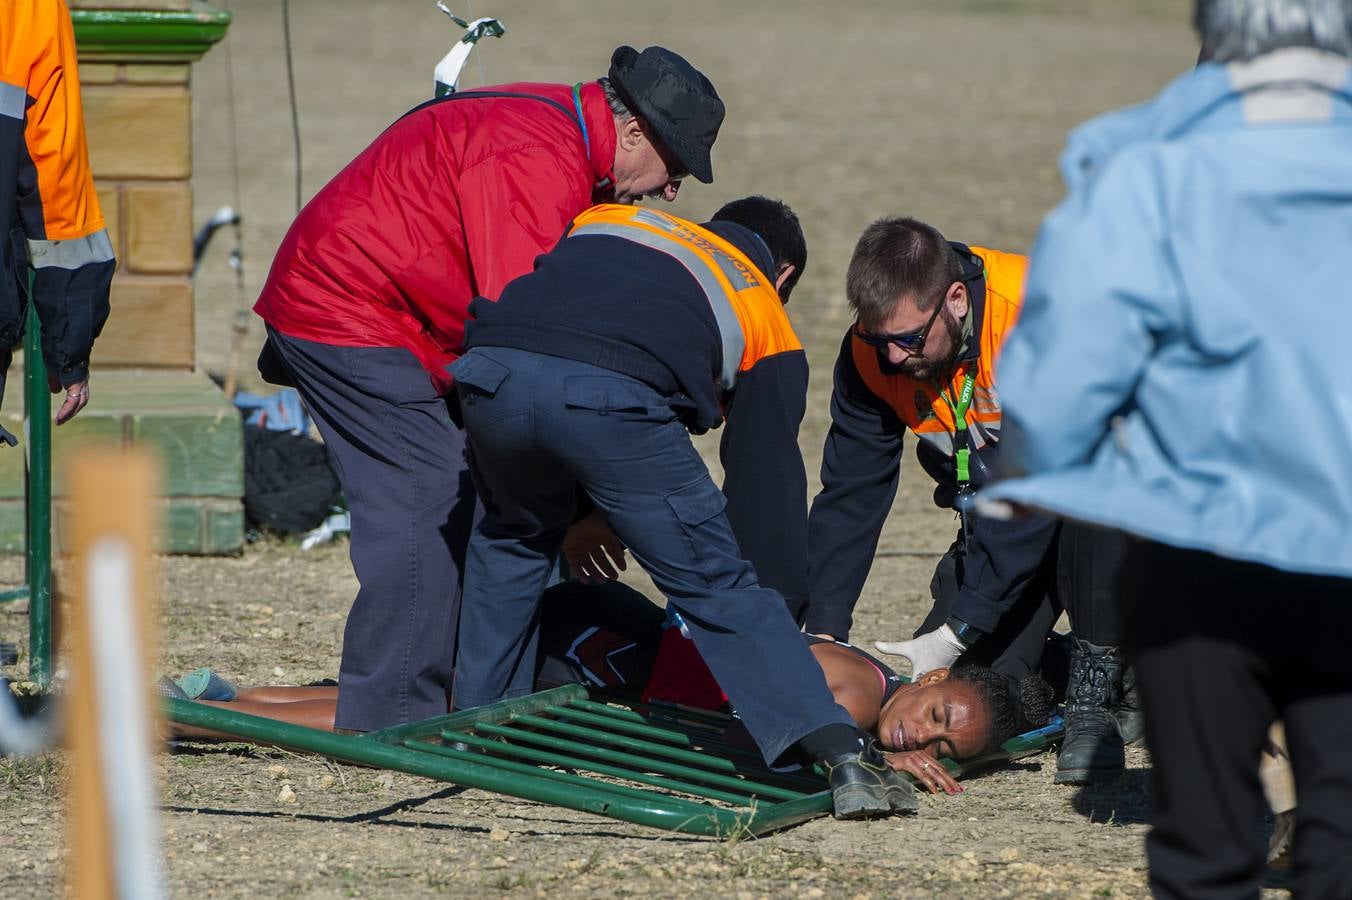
[166,684,1065,836]
[24,300,53,688]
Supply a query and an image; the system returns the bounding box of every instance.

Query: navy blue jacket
[465,221,812,615]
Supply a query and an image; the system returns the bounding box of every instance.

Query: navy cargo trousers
[267,328,478,732]
[449,346,853,765]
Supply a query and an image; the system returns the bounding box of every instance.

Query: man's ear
[947,282,969,319]
[774,263,796,299]
[618,116,645,151]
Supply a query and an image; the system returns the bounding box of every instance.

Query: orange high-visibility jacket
[803,244,1048,641]
[565,204,803,395]
[1,0,114,387]
[465,203,814,612]
[850,246,1029,453]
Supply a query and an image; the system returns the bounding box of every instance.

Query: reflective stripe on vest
[568,204,800,390]
[852,246,1029,456]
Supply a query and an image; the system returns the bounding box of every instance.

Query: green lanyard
[937,371,976,486]
[937,370,977,549]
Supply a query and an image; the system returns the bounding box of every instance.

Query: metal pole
[25,296,52,688]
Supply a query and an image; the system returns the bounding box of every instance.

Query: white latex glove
[874,624,966,678]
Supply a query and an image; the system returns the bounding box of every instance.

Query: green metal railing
[166,684,1066,837]
[170,684,833,837]
[0,287,55,689]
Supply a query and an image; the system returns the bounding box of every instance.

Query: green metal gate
[167,684,1064,837]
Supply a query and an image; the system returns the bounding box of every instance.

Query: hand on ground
[885,749,963,795]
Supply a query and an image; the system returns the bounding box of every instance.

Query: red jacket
[254,81,617,393]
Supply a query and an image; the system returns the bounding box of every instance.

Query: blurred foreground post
[63,447,163,900]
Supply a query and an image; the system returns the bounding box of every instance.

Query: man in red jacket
[254,46,725,733]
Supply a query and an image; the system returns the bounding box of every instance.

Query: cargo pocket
[448,352,511,400]
[664,479,727,528]
[663,478,730,576]
[564,375,675,422]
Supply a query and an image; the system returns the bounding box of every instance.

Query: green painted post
[24,299,52,688]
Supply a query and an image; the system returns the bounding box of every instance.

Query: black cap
[608,45,724,184]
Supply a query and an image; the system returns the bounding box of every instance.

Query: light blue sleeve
[997,149,1182,475]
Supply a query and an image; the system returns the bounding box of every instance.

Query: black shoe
[1055,639,1126,785]
[1114,664,1145,746]
[821,741,918,819]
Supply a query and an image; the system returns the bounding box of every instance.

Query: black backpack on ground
[242,425,341,534]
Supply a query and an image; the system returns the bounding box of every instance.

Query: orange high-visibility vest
[567,204,801,391]
[1,0,107,248]
[851,247,1028,455]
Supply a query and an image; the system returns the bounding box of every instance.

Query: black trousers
[1121,539,1352,900]
[918,521,1129,685]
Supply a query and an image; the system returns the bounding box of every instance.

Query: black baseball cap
[608,45,724,184]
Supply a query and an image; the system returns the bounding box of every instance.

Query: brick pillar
[72,0,225,367]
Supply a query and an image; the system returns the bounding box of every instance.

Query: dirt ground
[1,1,1284,897]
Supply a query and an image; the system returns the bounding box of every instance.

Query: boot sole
[830,783,918,819]
[1053,767,1123,786]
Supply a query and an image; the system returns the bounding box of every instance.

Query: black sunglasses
[853,298,946,353]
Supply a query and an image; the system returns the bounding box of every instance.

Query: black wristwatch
[945,615,982,649]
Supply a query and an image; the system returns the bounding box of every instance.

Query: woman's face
[875,669,993,760]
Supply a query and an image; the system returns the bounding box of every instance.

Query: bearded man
[802,217,1135,785]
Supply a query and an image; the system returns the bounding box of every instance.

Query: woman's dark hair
[710,195,807,301]
[951,665,1055,754]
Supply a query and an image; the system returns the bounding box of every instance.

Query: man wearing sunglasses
[802,216,1134,786]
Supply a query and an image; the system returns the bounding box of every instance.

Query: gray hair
[1196,0,1352,61]
[598,77,634,121]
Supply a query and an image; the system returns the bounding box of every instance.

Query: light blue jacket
[983,48,1352,579]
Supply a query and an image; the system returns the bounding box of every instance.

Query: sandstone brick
[133,409,242,497]
[123,64,189,85]
[162,501,203,553]
[206,502,243,554]
[125,182,193,273]
[97,276,194,367]
[0,411,24,501]
[78,63,120,85]
[0,502,24,553]
[82,86,190,180]
[96,185,122,260]
[50,417,128,498]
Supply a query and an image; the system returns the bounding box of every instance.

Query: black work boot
[1115,664,1145,746]
[821,740,919,819]
[1055,638,1126,785]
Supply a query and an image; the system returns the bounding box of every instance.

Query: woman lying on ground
[165,581,1053,795]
